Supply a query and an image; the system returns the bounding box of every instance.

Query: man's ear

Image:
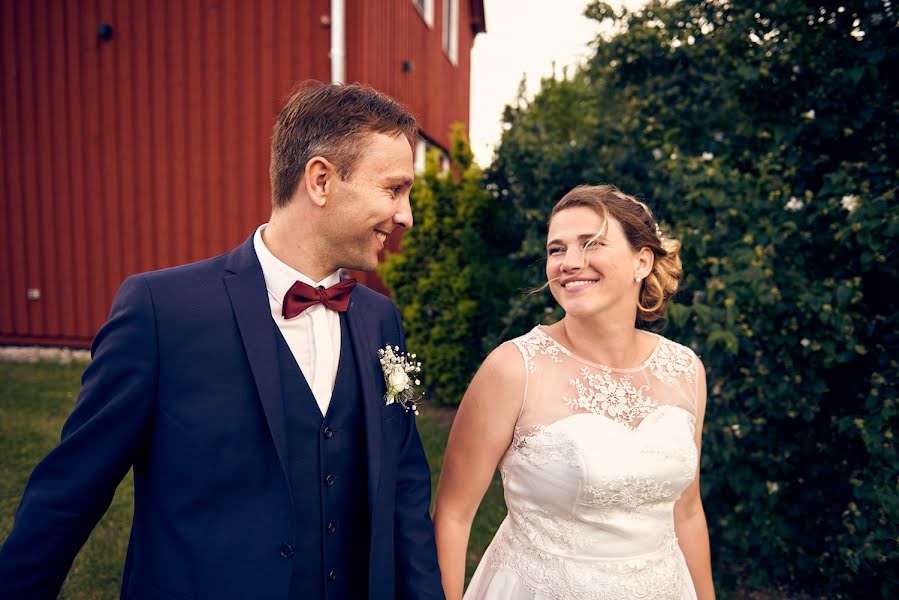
[303,156,337,208]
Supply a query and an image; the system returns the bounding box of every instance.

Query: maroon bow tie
[282,278,357,318]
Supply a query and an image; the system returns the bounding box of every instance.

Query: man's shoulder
[349,283,398,316]
[128,252,229,287]
[131,234,255,285]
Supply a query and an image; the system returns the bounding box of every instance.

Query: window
[442,0,459,65]
[413,0,434,28]
[413,137,449,174]
[414,137,428,174]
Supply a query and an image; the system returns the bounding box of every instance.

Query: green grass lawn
[0,360,505,598]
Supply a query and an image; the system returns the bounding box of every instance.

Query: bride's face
[546,206,644,319]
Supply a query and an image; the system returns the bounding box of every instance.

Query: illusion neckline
[533,325,663,373]
[513,405,696,444]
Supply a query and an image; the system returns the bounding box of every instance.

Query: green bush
[484,1,898,597]
[379,125,518,405]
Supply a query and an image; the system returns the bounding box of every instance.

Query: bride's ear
[304,156,337,208]
[634,246,654,280]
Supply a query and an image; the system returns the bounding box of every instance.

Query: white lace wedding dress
[464,326,701,600]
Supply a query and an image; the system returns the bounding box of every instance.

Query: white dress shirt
[253,224,342,416]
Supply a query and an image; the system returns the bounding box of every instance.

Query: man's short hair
[269,82,419,208]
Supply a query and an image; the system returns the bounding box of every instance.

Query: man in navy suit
[0,83,445,600]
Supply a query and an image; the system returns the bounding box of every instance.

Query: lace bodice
[464,326,702,600]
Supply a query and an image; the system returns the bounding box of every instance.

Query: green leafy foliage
[484,1,898,597]
[379,125,519,405]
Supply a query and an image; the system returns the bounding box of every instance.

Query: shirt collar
[253,224,341,309]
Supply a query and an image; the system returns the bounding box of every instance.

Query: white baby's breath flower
[784,197,804,212]
[841,194,860,213]
[652,148,664,161]
[379,344,424,414]
[701,151,714,161]
[800,338,811,347]
[766,481,780,494]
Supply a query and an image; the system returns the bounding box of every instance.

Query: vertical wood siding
[344,0,474,152]
[1,0,478,346]
[1,0,331,346]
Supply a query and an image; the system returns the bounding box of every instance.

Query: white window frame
[413,0,434,28]
[414,137,428,174]
[442,0,459,65]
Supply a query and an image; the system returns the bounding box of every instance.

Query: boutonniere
[378,345,423,415]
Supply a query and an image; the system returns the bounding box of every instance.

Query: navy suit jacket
[0,235,445,600]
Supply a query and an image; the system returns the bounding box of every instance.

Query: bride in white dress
[434,185,715,599]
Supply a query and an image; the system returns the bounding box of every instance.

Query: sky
[469,0,646,166]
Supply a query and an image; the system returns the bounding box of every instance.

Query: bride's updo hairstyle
[549,185,682,322]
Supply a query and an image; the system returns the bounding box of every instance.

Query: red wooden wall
[0,0,480,348]
[345,0,478,152]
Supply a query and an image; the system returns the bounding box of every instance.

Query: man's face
[324,132,415,272]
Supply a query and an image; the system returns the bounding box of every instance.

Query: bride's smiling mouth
[561,278,599,290]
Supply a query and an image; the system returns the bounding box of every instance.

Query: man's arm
[0,275,159,599]
[390,303,446,600]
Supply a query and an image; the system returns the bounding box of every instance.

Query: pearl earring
[635,275,642,282]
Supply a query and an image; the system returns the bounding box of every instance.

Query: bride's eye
[547,246,564,256]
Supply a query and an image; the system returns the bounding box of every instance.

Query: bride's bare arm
[433,343,525,600]
[674,360,715,599]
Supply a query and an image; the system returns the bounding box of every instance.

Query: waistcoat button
[279,543,294,558]
[328,570,337,581]
[327,521,337,534]
[323,426,334,438]
[324,474,335,486]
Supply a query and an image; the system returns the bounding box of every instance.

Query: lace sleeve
[508,339,530,426]
[690,352,704,414]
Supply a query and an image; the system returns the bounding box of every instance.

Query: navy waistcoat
[276,313,370,600]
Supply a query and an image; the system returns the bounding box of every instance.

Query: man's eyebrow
[384,176,414,187]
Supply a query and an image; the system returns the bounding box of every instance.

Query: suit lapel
[223,236,292,507]
[344,290,383,515]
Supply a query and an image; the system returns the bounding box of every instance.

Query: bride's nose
[560,247,583,273]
